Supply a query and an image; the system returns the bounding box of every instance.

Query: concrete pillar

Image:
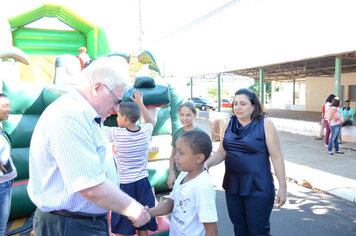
[190,77,193,99]
[293,79,296,105]
[217,74,221,112]
[334,58,341,97]
[259,68,264,105]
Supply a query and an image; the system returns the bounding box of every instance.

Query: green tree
[248,81,271,100]
[208,87,217,99]
[207,86,231,100]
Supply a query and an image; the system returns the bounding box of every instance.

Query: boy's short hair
[180,130,212,161]
[118,102,140,123]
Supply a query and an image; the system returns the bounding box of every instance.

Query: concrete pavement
[195,114,356,204]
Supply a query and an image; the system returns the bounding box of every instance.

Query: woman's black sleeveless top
[222,116,275,196]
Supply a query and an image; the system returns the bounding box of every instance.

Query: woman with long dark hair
[205,88,287,236]
[324,94,336,147]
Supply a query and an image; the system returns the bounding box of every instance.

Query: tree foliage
[207,86,231,99]
[248,81,271,99]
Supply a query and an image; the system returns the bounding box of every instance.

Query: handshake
[126,202,153,228]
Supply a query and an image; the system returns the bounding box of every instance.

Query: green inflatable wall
[8,3,110,58]
[3,81,68,219]
[13,28,86,55]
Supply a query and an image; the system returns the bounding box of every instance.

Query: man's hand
[129,207,151,227]
[144,205,151,217]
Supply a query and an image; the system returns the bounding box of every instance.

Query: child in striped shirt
[105,89,157,236]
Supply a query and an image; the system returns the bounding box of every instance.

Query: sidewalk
[196,116,356,204]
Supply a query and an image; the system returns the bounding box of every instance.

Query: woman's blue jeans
[328,124,342,152]
[0,180,13,236]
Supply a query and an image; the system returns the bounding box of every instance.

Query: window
[350,85,356,101]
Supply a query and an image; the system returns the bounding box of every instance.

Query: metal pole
[293,79,296,105]
[190,77,193,99]
[217,74,221,112]
[259,68,264,106]
[335,58,341,97]
[138,0,143,51]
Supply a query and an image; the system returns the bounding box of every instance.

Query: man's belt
[50,210,107,220]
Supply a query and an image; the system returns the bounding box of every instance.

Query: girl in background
[167,102,204,189]
[324,94,336,147]
[327,97,344,155]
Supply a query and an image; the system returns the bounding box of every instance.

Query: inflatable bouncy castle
[8,3,110,84]
[2,4,180,235]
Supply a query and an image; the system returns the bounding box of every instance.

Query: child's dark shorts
[111,177,158,235]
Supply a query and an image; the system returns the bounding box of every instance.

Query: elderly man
[27,57,150,235]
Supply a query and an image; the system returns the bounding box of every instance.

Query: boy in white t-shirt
[148,130,218,236]
[105,89,157,236]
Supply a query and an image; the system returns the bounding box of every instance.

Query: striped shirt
[27,89,118,214]
[105,123,153,184]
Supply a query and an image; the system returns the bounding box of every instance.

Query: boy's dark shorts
[111,177,157,235]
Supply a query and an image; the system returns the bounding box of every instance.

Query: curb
[284,161,356,205]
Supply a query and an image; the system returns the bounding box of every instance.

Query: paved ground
[265,108,322,122]
[195,113,356,203]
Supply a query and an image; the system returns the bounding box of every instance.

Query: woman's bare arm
[264,118,287,208]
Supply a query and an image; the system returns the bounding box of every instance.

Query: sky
[1,0,356,78]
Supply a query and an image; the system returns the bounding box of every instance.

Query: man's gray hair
[82,56,129,90]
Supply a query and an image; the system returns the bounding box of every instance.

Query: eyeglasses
[103,84,124,105]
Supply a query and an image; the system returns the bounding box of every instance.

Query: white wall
[271,81,306,109]
[305,72,356,112]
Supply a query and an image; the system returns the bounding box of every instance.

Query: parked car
[191,97,217,111]
[213,98,233,108]
[221,98,233,108]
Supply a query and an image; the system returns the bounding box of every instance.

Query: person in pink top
[327,97,344,155]
[324,94,336,146]
[315,104,325,140]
